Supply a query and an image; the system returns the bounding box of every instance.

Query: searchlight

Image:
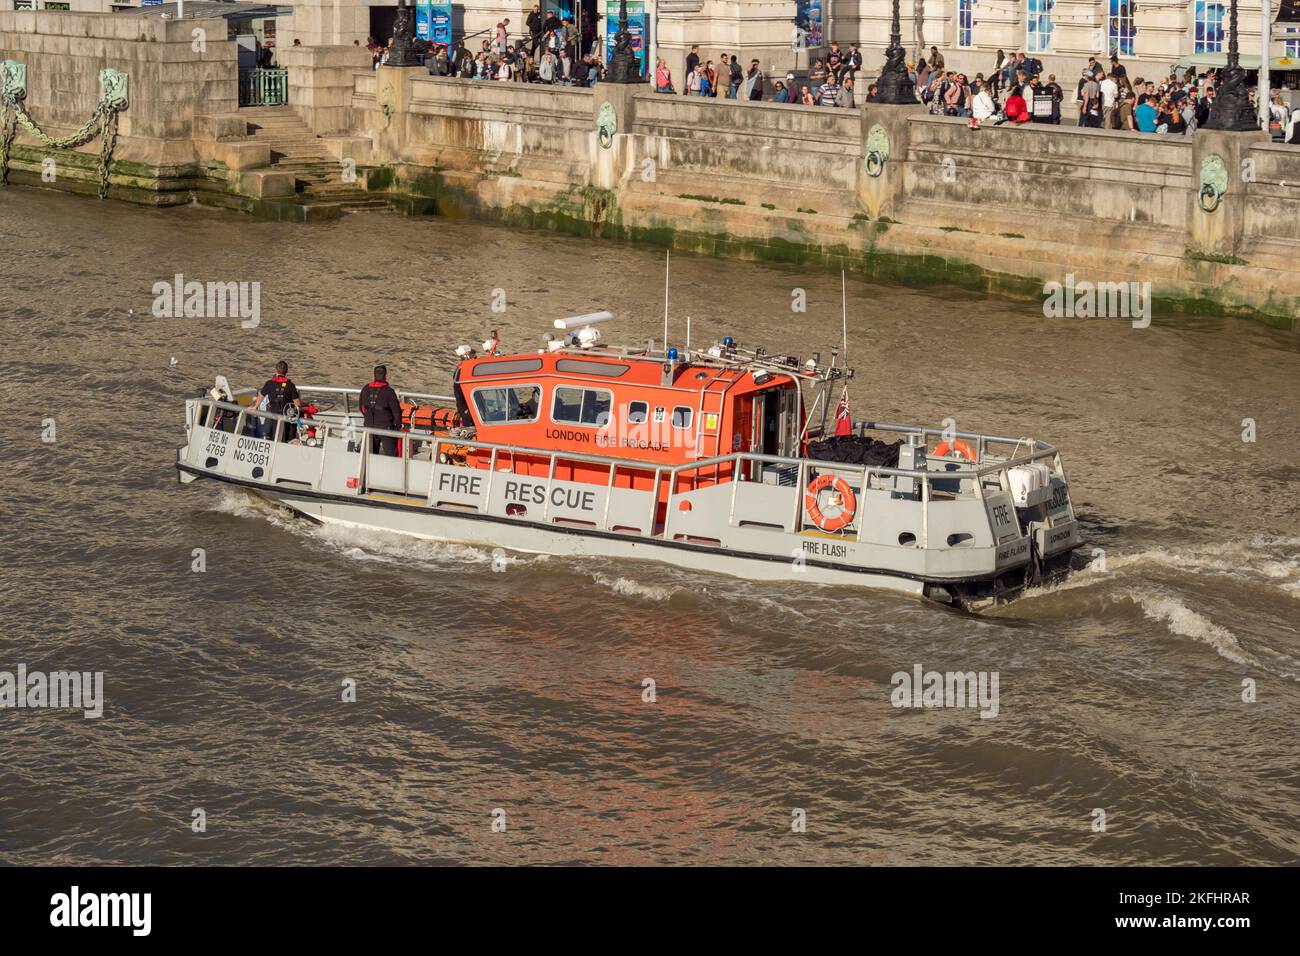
[553,311,614,331]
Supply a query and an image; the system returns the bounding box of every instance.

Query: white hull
[259,486,930,597]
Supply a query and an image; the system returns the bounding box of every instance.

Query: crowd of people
[366,7,608,86]
[911,46,1300,140]
[370,23,1300,141]
[654,41,868,107]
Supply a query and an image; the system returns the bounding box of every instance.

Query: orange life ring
[804,474,857,533]
[933,438,977,461]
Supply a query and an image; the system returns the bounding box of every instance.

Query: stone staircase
[239,106,386,211]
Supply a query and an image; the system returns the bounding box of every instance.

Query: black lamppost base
[874,0,916,105]
[387,0,424,69]
[875,44,916,105]
[1205,67,1258,132]
[605,0,641,84]
[607,50,641,84]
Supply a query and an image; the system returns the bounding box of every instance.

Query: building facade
[14,1,1295,82]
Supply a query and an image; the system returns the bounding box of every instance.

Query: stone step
[238,107,343,176]
[247,125,318,134]
[269,149,334,157]
[270,153,334,164]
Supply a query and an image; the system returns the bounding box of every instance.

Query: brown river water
[1,187,1298,865]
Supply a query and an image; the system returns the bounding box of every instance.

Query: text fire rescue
[437,471,597,511]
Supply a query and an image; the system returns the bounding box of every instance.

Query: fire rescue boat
[175,312,1082,609]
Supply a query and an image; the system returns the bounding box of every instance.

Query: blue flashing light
[723,336,734,347]
[667,347,679,362]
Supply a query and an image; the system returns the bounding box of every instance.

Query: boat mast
[662,249,670,354]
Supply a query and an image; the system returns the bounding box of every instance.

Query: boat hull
[250,480,931,598]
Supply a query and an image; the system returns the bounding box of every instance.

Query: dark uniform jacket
[260,376,299,414]
[360,381,403,431]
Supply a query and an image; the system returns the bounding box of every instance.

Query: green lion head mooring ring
[1198,153,1228,214]
[864,123,890,178]
[596,101,617,150]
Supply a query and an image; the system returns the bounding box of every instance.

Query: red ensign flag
[834,387,852,437]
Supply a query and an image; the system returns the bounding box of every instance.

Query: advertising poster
[797,0,823,48]
[430,3,453,45]
[417,3,453,45]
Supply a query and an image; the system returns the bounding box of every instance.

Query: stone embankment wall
[356,68,1300,323]
[2,14,1297,324]
[0,11,236,202]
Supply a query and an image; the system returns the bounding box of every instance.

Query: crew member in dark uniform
[250,360,301,441]
[360,365,403,456]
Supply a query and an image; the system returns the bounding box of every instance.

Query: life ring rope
[804,474,857,533]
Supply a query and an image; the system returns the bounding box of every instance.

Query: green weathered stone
[1,60,26,100]
[99,69,128,110]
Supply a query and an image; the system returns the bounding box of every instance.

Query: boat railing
[810,419,1060,471]
[190,397,1052,480]
[185,397,1066,548]
[220,385,455,415]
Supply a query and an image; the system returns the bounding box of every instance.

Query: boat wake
[1007,533,1300,681]
[1128,591,1258,668]
[1018,534,1300,603]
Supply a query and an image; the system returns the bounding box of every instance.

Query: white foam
[209,487,293,528]
[592,573,678,603]
[1100,539,1300,595]
[310,522,495,567]
[1131,591,1257,668]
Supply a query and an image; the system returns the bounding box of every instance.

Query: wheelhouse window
[671,406,693,429]
[473,385,541,424]
[472,358,542,377]
[552,386,612,427]
[555,359,630,377]
[627,401,648,424]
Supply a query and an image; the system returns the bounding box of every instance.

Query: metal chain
[0,95,121,198]
[98,109,119,199]
[0,101,15,187]
[13,100,106,149]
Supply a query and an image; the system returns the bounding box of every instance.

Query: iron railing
[238,69,288,107]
